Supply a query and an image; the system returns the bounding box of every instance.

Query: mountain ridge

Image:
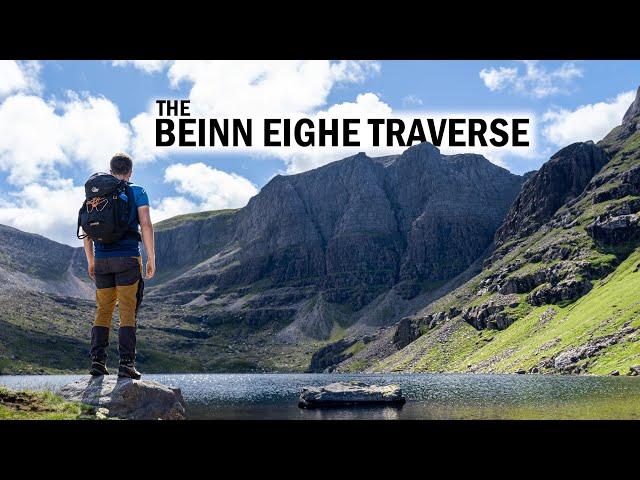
[332,86,640,375]
[148,143,523,344]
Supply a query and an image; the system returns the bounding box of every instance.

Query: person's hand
[88,262,95,280]
[146,259,156,280]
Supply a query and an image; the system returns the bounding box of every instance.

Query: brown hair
[110,152,133,175]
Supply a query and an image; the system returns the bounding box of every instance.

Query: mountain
[149,143,523,344]
[333,86,640,375]
[0,224,92,299]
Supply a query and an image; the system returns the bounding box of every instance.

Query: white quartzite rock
[59,376,186,420]
[299,381,406,408]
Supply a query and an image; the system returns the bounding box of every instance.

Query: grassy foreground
[0,386,97,420]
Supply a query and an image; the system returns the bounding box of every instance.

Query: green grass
[374,247,640,374]
[344,340,366,356]
[0,386,95,420]
[342,358,369,372]
[154,208,238,231]
[328,323,347,342]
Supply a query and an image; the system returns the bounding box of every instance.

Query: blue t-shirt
[94,183,149,258]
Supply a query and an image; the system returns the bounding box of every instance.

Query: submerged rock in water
[298,381,406,408]
[59,376,186,420]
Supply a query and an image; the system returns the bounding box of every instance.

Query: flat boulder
[298,381,406,408]
[59,376,186,420]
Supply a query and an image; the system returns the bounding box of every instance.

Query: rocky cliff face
[495,142,609,245]
[623,86,640,128]
[152,209,238,285]
[154,144,523,302]
[148,143,523,342]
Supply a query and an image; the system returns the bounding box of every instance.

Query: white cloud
[0,94,67,184]
[166,60,380,117]
[479,66,518,92]
[152,196,199,223]
[278,92,394,173]
[128,61,384,168]
[57,92,132,172]
[330,61,381,83]
[402,94,424,107]
[480,61,583,98]
[0,92,131,185]
[542,90,635,146]
[0,178,85,245]
[111,60,172,73]
[158,163,259,218]
[130,110,169,163]
[0,61,42,98]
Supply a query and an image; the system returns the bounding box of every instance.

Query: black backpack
[77,173,141,243]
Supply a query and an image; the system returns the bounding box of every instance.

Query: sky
[0,60,639,246]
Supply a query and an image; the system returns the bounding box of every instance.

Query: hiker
[79,153,156,379]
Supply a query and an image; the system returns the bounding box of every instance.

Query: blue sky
[0,60,639,246]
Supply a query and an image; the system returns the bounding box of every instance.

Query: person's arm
[83,235,95,280]
[138,205,155,279]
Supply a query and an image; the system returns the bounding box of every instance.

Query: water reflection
[1,373,639,420]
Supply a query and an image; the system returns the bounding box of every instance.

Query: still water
[2,373,640,420]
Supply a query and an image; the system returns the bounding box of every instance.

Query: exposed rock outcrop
[478,259,612,309]
[461,294,520,330]
[307,338,358,372]
[392,307,460,347]
[586,213,640,245]
[622,86,640,130]
[495,142,609,245]
[542,326,638,373]
[393,317,422,349]
[527,276,592,306]
[592,166,640,203]
[59,376,186,420]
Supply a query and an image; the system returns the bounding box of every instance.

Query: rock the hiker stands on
[298,381,406,408]
[59,376,186,420]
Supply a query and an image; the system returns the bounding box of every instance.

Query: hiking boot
[90,326,110,375]
[90,359,109,376]
[117,326,140,379]
[118,358,142,380]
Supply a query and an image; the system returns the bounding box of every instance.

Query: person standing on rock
[80,153,156,379]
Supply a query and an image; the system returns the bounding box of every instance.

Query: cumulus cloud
[0,92,131,185]
[128,61,384,168]
[277,92,394,173]
[542,90,635,146]
[152,196,199,223]
[480,61,583,98]
[479,66,518,92]
[166,60,380,117]
[0,60,42,98]
[0,178,85,245]
[111,60,172,73]
[152,163,259,222]
[57,92,132,172]
[330,60,381,83]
